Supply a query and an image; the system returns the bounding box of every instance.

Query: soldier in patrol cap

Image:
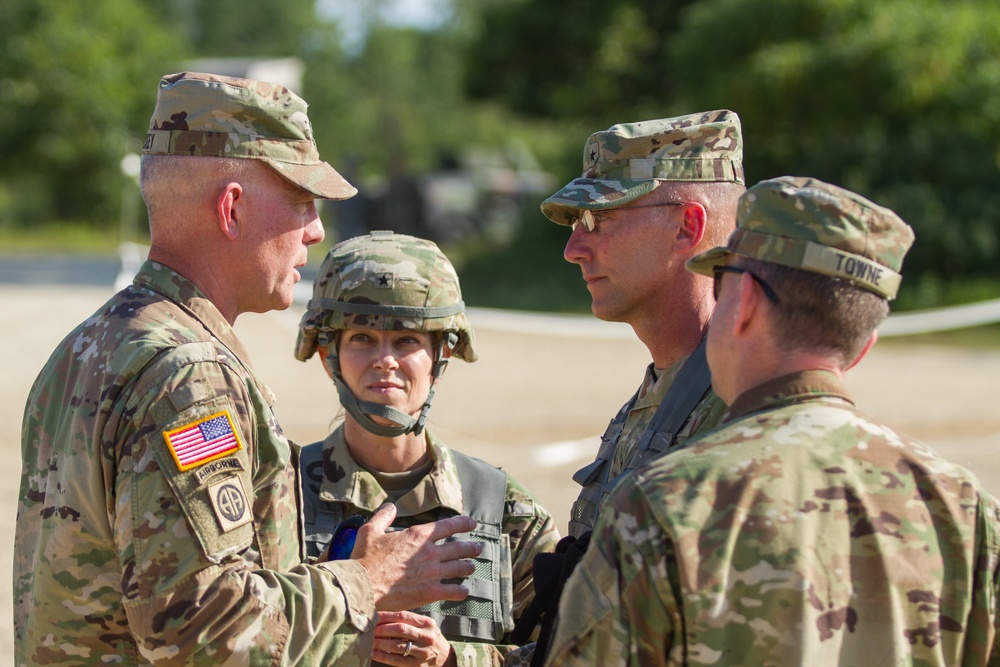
[507,112,746,664]
[543,176,1000,666]
[546,110,745,540]
[15,71,482,665]
[295,230,559,666]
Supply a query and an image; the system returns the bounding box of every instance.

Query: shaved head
[141,154,258,244]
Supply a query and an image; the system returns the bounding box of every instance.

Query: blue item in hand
[330,514,367,560]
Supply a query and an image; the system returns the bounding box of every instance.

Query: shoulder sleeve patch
[163,410,243,471]
[208,476,253,532]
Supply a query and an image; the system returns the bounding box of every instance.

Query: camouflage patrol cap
[541,110,744,226]
[687,176,915,299]
[143,71,357,200]
[295,230,477,362]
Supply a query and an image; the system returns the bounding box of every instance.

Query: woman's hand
[373,610,457,667]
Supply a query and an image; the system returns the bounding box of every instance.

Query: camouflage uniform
[295,231,559,667]
[575,360,727,537]
[503,113,744,667]
[545,370,1000,666]
[15,72,371,665]
[539,111,743,539]
[607,363,719,479]
[544,177,1000,665]
[16,262,375,665]
[300,428,559,667]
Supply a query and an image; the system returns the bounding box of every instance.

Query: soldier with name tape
[14,71,480,666]
[542,176,1000,666]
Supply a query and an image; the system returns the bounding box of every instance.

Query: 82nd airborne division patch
[208,476,253,532]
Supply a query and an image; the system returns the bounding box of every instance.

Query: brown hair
[739,257,889,366]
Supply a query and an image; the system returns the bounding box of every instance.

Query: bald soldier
[15,72,480,665]
[543,176,1000,666]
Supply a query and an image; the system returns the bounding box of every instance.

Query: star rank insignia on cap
[376,272,393,288]
[163,411,243,471]
[584,139,601,177]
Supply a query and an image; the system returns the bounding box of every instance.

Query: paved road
[4,280,999,663]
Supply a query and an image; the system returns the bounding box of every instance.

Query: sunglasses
[570,202,688,232]
[712,265,781,304]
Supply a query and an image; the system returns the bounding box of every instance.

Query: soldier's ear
[316,343,336,380]
[217,182,244,241]
[731,270,762,336]
[673,202,708,254]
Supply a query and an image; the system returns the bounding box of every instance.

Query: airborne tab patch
[163,411,243,471]
[194,457,245,485]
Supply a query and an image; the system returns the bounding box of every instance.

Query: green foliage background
[2,0,999,311]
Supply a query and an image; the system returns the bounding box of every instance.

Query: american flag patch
[163,411,243,471]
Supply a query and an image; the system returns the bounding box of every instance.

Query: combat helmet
[295,230,476,436]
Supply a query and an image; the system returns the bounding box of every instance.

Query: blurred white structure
[184,58,304,93]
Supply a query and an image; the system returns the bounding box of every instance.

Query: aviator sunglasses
[570,202,688,232]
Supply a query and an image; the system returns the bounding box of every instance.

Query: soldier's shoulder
[502,472,553,520]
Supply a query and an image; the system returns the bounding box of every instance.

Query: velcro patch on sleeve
[208,476,253,533]
[163,410,243,472]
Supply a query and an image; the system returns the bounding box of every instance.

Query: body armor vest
[568,339,712,538]
[299,444,514,643]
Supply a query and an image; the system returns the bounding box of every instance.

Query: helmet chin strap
[332,374,419,437]
[323,333,457,437]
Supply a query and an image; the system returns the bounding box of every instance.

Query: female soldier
[294,230,558,667]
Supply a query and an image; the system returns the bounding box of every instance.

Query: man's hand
[352,503,481,611]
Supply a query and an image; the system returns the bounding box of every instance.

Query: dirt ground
[4,283,999,663]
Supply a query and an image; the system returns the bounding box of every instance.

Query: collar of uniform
[724,369,855,422]
[318,426,465,516]
[634,353,688,410]
[132,260,257,372]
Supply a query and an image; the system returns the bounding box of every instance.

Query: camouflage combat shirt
[15,261,377,666]
[568,357,727,538]
[301,426,560,667]
[545,370,1000,666]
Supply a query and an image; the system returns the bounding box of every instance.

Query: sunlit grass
[0,221,127,256]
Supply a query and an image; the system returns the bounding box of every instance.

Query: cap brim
[541,178,659,225]
[264,158,358,200]
[685,246,732,277]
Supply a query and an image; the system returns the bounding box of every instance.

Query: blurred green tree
[304,20,555,178]
[300,11,572,246]
[0,0,326,230]
[466,0,698,125]
[467,0,1000,284]
[668,0,1000,279]
[182,0,317,57]
[0,0,183,226]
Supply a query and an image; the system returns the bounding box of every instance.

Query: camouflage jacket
[300,427,560,667]
[15,261,377,666]
[545,370,1000,666]
[568,357,727,538]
